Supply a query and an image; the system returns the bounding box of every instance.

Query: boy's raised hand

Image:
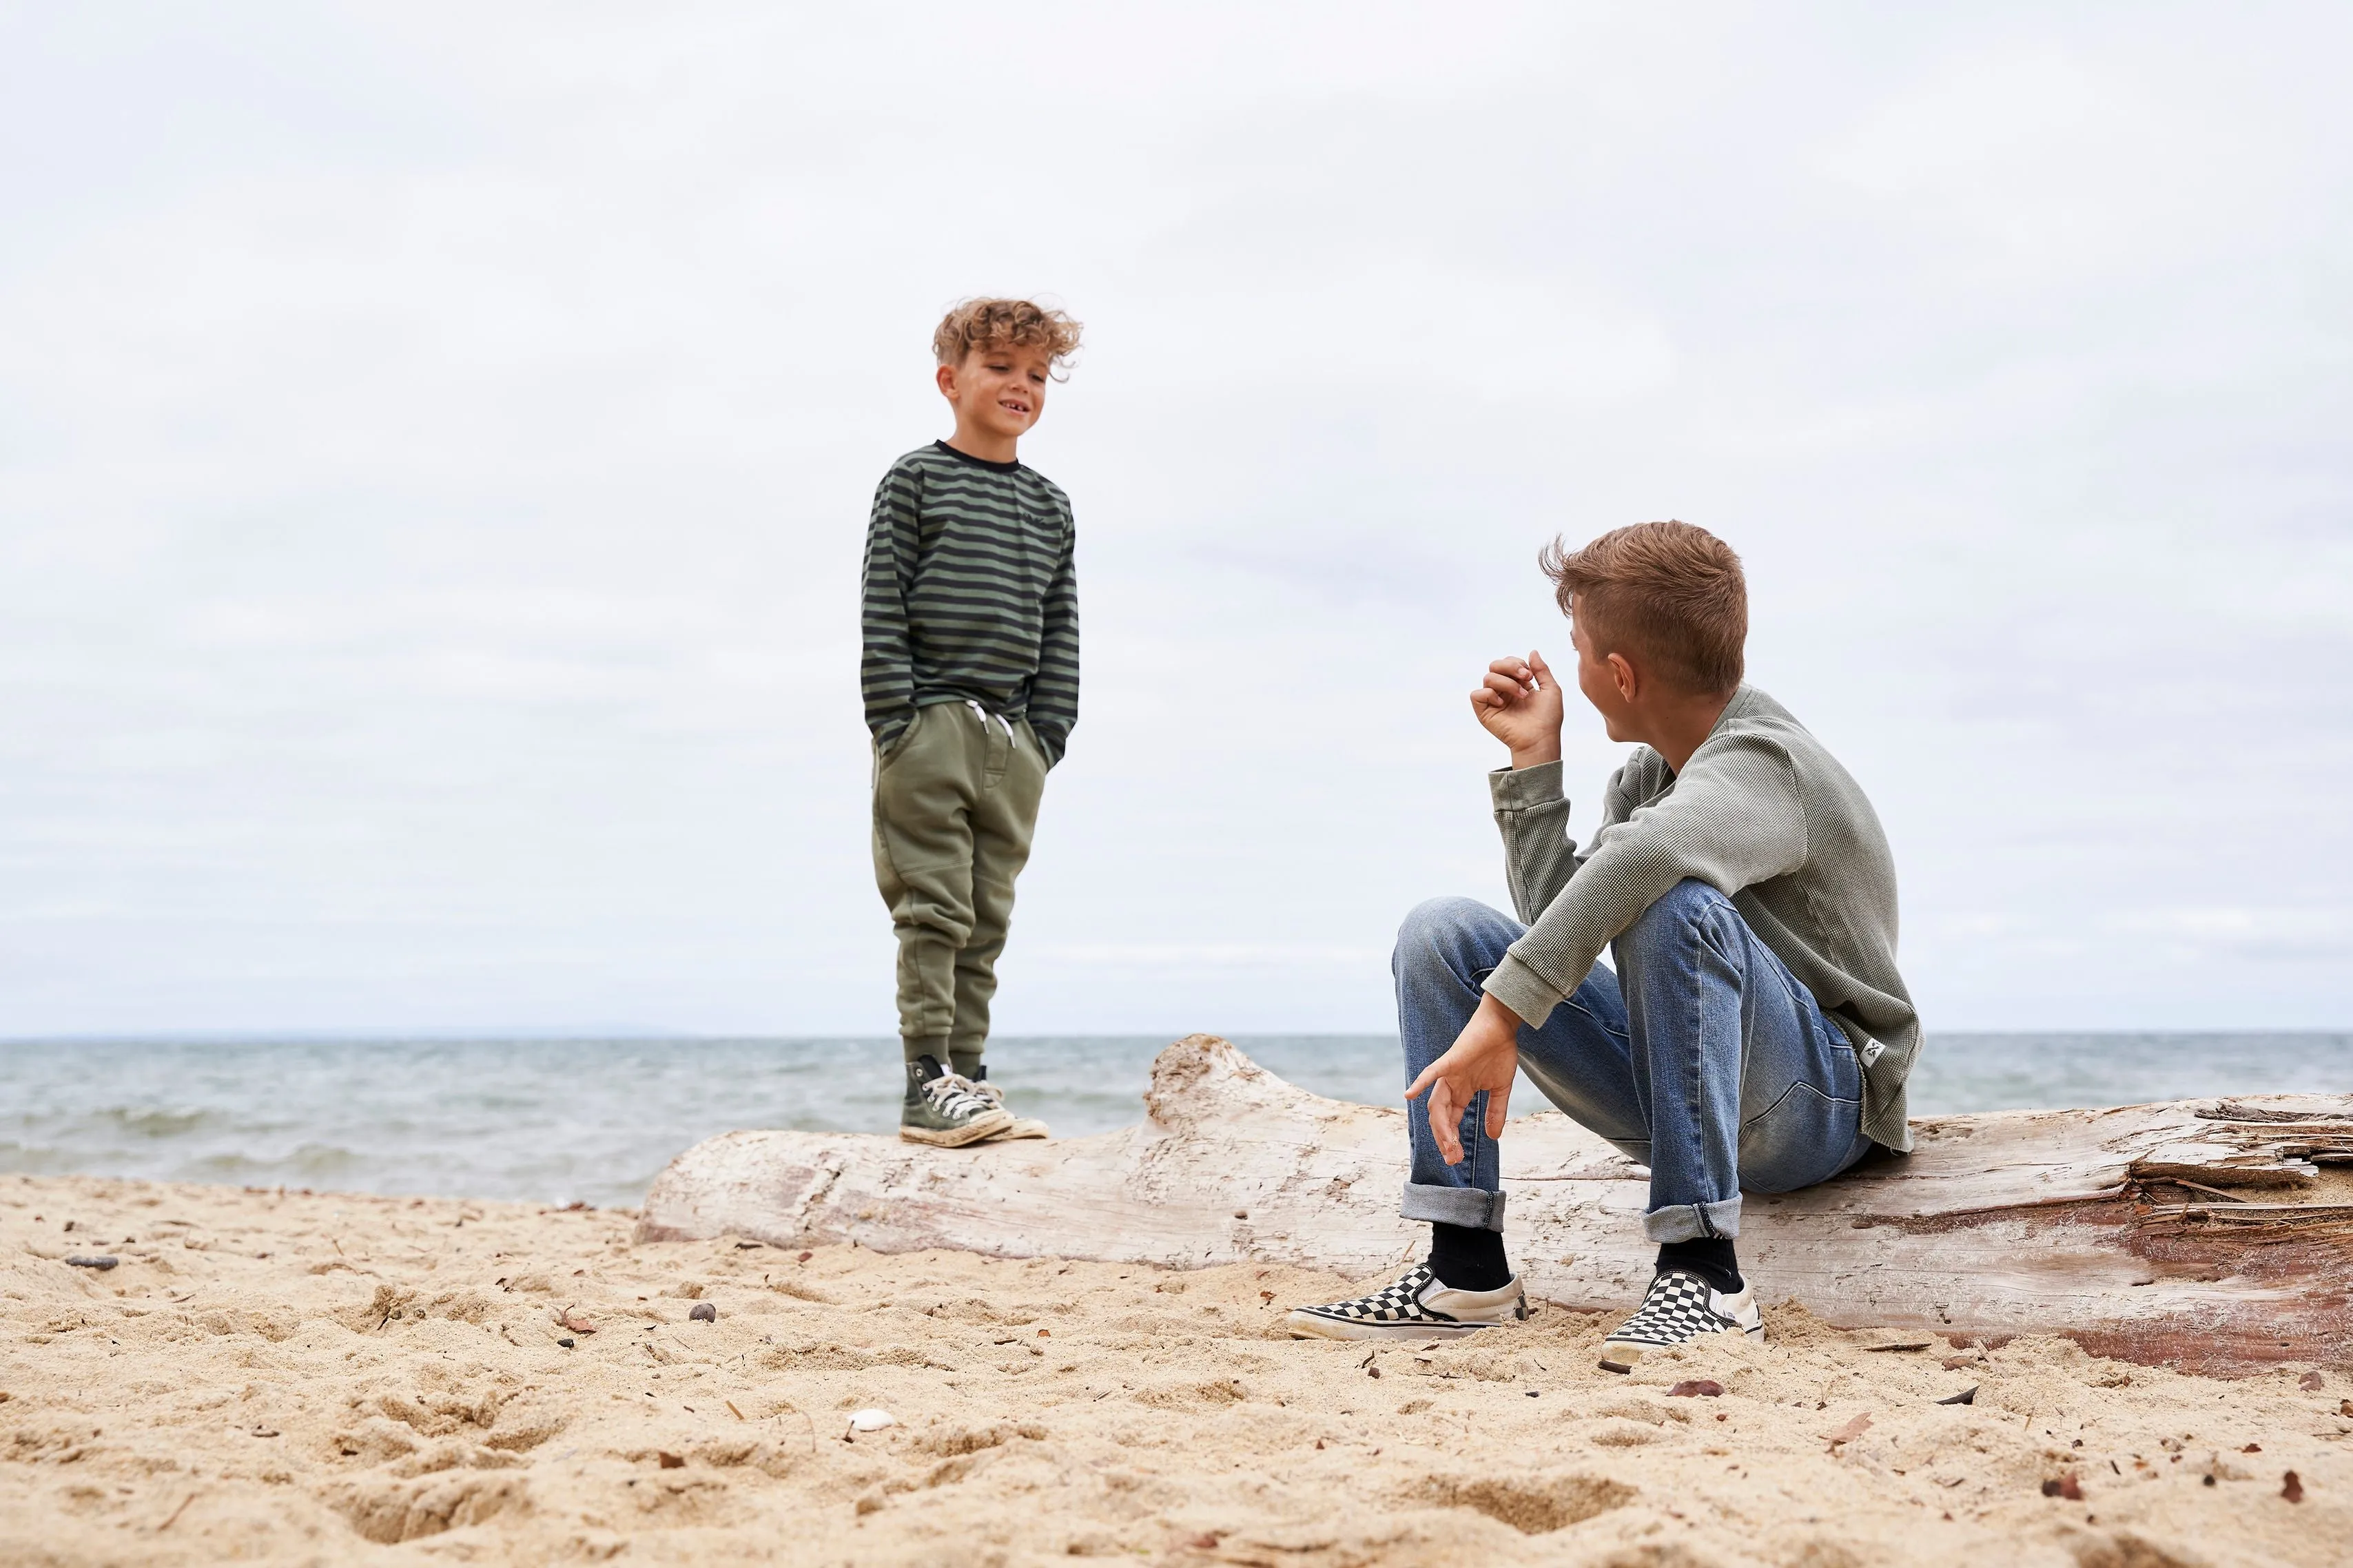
[1470,650,1564,769]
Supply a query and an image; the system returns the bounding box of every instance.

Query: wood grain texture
[637,1035,2353,1375]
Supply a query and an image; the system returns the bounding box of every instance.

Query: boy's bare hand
[1405,993,1523,1164]
[1470,650,1563,769]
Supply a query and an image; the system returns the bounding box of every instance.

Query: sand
[2,1173,2347,1566]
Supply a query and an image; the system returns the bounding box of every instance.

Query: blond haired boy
[860,299,1083,1146]
[1287,522,1922,1367]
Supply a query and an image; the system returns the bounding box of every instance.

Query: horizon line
[5,1027,2350,1046]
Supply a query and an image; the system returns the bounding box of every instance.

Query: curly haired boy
[859,299,1084,1145]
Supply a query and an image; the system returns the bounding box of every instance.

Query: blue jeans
[1395,883,1872,1243]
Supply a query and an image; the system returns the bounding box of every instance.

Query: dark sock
[1655,1237,1743,1294]
[1426,1223,1512,1292]
[949,1049,984,1080]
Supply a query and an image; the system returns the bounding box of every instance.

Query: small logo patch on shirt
[1858,1039,1885,1066]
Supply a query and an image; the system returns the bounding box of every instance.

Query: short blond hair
[1541,521,1747,694]
[932,298,1083,375]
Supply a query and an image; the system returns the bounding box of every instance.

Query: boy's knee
[1623,878,1725,950]
[1393,896,1507,978]
[890,883,976,945]
[1393,899,1487,960]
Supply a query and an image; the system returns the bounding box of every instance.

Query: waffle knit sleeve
[1480,734,1809,1028]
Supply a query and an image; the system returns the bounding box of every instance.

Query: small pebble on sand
[64,1256,119,1270]
[689,1302,717,1322]
[848,1409,896,1433]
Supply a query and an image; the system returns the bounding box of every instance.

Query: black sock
[1655,1237,1743,1294]
[1426,1223,1512,1292]
[950,1049,984,1081]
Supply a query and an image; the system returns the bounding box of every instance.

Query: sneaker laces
[921,1071,996,1120]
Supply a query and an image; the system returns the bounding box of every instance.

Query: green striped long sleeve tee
[859,441,1080,766]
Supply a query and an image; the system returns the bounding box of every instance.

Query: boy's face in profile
[937,342,1054,443]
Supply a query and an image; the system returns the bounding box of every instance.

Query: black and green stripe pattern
[860,442,1079,766]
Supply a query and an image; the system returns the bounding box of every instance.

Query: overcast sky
[2,3,2347,1038]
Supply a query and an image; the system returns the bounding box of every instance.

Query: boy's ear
[936,362,957,400]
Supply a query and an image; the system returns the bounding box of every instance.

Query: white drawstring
[967,701,1018,747]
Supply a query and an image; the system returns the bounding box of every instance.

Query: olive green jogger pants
[871,701,1047,1073]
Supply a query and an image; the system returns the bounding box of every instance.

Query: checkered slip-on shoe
[1596,1268,1764,1371]
[1286,1265,1527,1342]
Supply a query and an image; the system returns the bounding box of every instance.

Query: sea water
[1,1033,2345,1210]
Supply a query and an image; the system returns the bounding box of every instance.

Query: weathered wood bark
[637,1035,2353,1375]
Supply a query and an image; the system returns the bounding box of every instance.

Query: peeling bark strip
[637,1036,2353,1376]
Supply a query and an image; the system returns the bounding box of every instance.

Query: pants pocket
[876,705,927,768]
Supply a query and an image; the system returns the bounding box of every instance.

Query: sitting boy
[1288,521,1920,1368]
[861,298,1083,1146]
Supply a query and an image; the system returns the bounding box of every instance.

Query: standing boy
[861,299,1083,1146]
[1286,522,1920,1367]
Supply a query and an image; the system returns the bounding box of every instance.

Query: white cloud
[1822,50,2244,276]
[1,3,2348,1035]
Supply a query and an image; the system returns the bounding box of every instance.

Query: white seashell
[847,1408,896,1432]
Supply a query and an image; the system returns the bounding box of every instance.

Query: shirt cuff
[1480,953,1560,1030]
[1488,759,1565,812]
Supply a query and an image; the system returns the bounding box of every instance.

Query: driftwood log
[638,1035,2352,1375]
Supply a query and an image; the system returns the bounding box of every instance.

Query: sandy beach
[1,1173,2345,1565]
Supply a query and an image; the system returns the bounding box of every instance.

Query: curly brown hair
[1541,521,1747,694]
[932,298,1084,376]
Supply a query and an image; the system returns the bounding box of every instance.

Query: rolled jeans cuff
[1645,1195,1743,1243]
[1400,1182,1507,1232]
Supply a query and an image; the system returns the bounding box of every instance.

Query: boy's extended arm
[1025,519,1079,767]
[1481,736,1808,1028]
[859,467,921,747]
[1489,753,1652,924]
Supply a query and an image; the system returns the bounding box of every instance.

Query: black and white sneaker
[1286,1266,1527,1342]
[1596,1268,1763,1370]
[899,1056,1013,1147]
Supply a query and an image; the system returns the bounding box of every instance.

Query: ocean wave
[185,1144,367,1181]
[99,1106,224,1139]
